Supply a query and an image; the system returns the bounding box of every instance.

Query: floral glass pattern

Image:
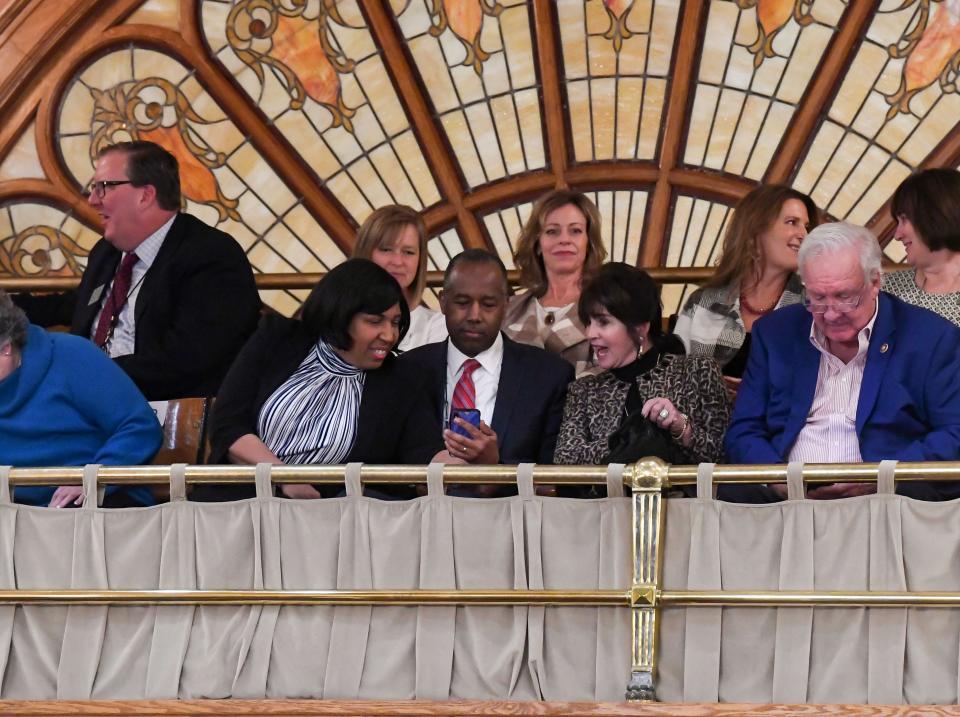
[0,203,99,278]
[57,46,343,315]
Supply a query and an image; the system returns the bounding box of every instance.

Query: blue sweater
[0,325,161,505]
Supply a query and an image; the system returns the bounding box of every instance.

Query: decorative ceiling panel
[684,0,840,179]
[0,202,99,278]
[662,195,734,314]
[201,0,440,221]
[56,45,344,313]
[560,0,678,162]
[795,0,960,226]
[392,0,545,188]
[422,227,466,305]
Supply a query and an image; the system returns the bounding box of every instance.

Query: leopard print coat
[553,353,730,465]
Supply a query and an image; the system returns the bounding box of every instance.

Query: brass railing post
[626,457,667,701]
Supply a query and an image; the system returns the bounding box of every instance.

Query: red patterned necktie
[450,358,481,413]
[93,252,139,348]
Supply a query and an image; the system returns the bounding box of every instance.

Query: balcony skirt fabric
[0,462,631,700]
[658,460,960,704]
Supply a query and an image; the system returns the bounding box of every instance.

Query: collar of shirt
[130,213,177,270]
[446,331,504,379]
[445,332,504,426]
[808,297,880,361]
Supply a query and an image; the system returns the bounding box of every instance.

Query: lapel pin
[880,342,889,353]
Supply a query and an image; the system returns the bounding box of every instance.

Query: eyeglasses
[801,284,868,314]
[85,180,132,199]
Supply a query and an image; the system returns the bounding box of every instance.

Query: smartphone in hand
[449,408,481,437]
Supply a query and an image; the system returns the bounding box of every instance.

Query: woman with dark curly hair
[503,190,607,377]
[554,264,729,467]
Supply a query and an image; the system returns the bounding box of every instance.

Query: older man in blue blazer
[725,221,960,501]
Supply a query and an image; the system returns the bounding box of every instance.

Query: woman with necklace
[503,190,607,378]
[554,264,729,467]
[883,168,960,326]
[674,185,818,397]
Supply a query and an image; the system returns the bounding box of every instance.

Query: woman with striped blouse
[207,259,447,500]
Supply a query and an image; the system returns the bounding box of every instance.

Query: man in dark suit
[725,221,960,501]
[400,249,574,467]
[15,141,260,401]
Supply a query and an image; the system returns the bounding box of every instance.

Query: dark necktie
[93,252,138,349]
[451,358,481,415]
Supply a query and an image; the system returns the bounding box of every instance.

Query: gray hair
[0,290,29,352]
[797,221,883,283]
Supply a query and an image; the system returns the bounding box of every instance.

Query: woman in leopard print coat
[554,264,730,465]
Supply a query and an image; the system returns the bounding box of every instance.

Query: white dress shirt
[444,332,504,429]
[399,304,448,351]
[788,300,879,463]
[91,214,176,358]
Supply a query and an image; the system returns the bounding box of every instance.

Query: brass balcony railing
[4,460,960,702]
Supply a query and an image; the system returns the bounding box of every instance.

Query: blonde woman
[353,204,447,350]
[503,190,607,377]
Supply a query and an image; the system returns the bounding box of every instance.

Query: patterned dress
[553,352,730,465]
[882,268,960,326]
[503,291,598,378]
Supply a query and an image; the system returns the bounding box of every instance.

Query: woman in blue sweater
[0,290,161,506]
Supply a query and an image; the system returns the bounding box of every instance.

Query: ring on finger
[658,408,670,420]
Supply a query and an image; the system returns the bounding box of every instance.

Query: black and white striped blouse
[257,340,365,464]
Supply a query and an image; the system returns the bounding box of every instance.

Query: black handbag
[603,412,690,465]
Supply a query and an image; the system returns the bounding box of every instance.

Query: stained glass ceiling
[0,0,958,314]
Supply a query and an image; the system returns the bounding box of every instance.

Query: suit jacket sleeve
[724,321,784,464]
[895,327,960,462]
[209,321,278,463]
[539,361,575,463]
[115,219,259,399]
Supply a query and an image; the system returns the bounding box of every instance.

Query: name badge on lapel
[88,284,105,306]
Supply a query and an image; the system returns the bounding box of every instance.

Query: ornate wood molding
[362,1,490,251]
[641,0,708,267]
[763,1,876,184]
[532,0,568,188]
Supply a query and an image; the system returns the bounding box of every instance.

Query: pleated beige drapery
[658,460,960,704]
[0,463,631,700]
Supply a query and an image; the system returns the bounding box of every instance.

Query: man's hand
[443,418,499,464]
[49,485,85,508]
[806,482,877,500]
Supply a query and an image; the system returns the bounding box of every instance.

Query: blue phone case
[449,408,481,437]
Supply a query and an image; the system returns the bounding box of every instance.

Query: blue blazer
[725,294,960,497]
[399,334,575,464]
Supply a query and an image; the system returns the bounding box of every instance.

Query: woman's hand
[641,397,693,447]
[443,419,500,464]
[279,483,323,499]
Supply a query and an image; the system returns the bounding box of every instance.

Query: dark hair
[443,248,509,294]
[0,289,28,351]
[300,259,410,350]
[513,190,606,296]
[707,184,819,290]
[891,168,960,252]
[98,141,181,211]
[578,263,664,347]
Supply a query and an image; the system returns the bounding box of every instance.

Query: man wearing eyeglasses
[14,141,260,401]
[725,221,960,501]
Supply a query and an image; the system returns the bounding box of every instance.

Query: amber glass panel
[795,0,960,226]
[684,0,838,179]
[393,0,545,188]
[663,195,733,314]
[561,0,678,163]
[56,46,343,314]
